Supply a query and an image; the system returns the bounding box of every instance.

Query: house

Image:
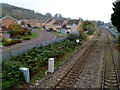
[20,19,30,26]
[0,16,18,28]
[41,20,49,29]
[45,19,56,30]
[29,20,38,27]
[61,24,72,34]
[66,19,81,33]
[53,20,67,32]
[0,26,11,38]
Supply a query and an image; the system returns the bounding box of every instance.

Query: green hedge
[4,40,22,46]
[2,34,83,88]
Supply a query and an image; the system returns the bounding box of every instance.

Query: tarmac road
[1,30,57,61]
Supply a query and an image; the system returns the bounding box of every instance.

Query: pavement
[1,29,58,61]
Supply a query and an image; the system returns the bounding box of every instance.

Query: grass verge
[21,32,37,39]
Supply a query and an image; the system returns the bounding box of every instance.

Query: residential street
[1,30,57,61]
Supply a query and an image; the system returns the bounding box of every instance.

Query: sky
[1,0,116,22]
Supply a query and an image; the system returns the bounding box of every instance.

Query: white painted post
[76,39,79,43]
[19,67,30,83]
[48,58,54,73]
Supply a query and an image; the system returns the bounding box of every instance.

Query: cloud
[1,0,115,22]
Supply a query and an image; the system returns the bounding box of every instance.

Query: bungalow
[0,15,18,28]
[0,26,11,38]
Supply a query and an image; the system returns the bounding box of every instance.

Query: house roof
[53,20,64,25]
[66,20,79,25]
[0,15,18,22]
[0,26,10,32]
[42,20,48,23]
[46,19,53,23]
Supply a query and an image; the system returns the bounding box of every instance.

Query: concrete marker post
[48,58,54,73]
[19,67,30,83]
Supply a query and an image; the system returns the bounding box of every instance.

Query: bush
[118,34,120,44]
[2,60,24,89]
[4,40,22,46]
[17,35,22,39]
[87,29,94,35]
[3,38,12,42]
[23,37,31,40]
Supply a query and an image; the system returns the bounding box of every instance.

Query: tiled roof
[46,19,53,23]
[0,15,18,22]
[66,20,79,25]
[53,20,64,25]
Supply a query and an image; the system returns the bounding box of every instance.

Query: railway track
[52,30,102,88]
[101,30,120,89]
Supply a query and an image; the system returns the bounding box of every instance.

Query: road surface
[1,30,57,61]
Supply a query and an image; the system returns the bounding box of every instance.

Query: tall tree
[111,1,120,32]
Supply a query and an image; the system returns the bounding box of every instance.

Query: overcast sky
[2,0,115,22]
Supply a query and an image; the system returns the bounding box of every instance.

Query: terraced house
[45,19,56,30]
[53,20,67,32]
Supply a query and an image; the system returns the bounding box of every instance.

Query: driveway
[1,30,57,61]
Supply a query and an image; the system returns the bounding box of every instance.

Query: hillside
[1,3,51,20]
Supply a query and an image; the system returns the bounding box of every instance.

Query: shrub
[4,40,22,46]
[17,35,22,39]
[3,38,12,42]
[118,34,120,44]
[87,29,94,35]
[2,60,24,89]
[23,37,31,40]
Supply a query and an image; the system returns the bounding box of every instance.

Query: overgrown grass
[31,69,47,82]
[30,46,80,83]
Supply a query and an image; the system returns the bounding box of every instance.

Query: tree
[45,13,52,18]
[54,13,62,18]
[9,24,24,36]
[80,20,95,31]
[80,20,96,35]
[111,1,120,32]
[8,24,32,37]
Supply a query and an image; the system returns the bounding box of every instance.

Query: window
[72,29,76,32]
